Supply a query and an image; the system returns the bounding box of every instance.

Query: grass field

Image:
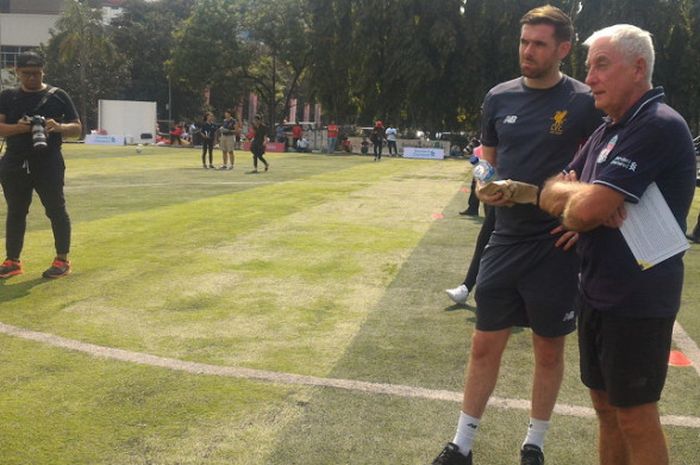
[0,144,698,465]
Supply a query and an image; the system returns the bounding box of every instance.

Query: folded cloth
[477,179,539,205]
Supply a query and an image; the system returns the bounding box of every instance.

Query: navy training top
[481,75,601,242]
[569,87,696,318]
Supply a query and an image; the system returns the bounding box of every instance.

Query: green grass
[0,144,698,464]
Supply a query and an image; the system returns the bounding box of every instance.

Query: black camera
[29,115,48,150]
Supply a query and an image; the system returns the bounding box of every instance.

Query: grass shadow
[0,277,51,303]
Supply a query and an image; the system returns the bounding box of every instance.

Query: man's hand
[476,182,515,207]
[550,224,579,251]
[602,205,626,228]
[45,118,61,133]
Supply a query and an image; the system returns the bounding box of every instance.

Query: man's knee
[616,402,661,437]
[532,334,565,369]
[590,389,618,422]
[44,204,69,223]
[470,329,510,363]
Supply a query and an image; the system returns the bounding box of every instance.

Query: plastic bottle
[469,155,496,183]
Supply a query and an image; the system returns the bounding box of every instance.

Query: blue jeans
[327,137,337,153]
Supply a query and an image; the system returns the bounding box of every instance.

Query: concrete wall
[6,0,64,14]
[0,14,59,46]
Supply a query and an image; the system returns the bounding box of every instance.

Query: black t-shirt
[569,87,696,318]
[481,76,600,242]
[0,85,79,162]
[200,122,219,141]
[252,124,267,149]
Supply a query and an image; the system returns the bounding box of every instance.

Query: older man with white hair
[539,24,696,465]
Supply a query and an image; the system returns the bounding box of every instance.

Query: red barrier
[241,142,286,152]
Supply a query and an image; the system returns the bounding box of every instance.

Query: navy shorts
[578,301,674,407]
[474,238,579,337]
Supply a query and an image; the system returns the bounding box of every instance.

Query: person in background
[219,109,238,170]
[169,123,183,145]
[250,114,270,173]
[327,120,339,153]
[200,112,217,169]
[385,124,398,156]
[360,136,370,155]
[0,51,81,280]
[292,122,303,149]
[296,136,311,153]
[445,205,495,305]
[370,120,385,161]
[539,24,696,465]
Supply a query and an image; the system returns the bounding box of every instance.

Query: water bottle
[470,155,496,183]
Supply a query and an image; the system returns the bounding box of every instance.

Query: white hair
[583,24,655,84]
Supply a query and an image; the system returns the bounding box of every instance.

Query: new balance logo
[503,115,518,124]
[562,311,575,322]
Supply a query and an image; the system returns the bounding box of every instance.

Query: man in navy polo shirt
[540,24,695,465]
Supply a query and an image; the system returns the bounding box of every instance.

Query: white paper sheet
[619,182,690,270]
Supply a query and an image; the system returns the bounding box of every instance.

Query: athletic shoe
[520,444,544,465]
[202,164,207,169]
[459,209,478,216]
[264,164,269,172]
[446,284,469,305]
[0,259,23,279]
[208,164,215,169]
[42,258,71,279]
[227,165,234,170]
[429,443,472,465]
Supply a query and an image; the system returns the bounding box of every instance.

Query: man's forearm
[539,176,583,217]
[0,122,29,137]
[48,120,81,138]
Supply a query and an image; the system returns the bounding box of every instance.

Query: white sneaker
[446,284,469,304]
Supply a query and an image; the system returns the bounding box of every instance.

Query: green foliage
[43,0,129,133]
[166,0,250,114]
[37,0,700,134]
[109,0,201,121]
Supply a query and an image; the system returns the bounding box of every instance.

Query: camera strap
[32,86,59,114]
[0,87,60,155]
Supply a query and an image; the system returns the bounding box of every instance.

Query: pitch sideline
[0,321,698,429]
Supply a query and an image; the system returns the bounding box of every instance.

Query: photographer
[0,51,81,279]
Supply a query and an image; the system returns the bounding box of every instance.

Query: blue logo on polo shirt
[597,135,618,163]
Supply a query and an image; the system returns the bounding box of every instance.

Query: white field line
[1,321,699,429]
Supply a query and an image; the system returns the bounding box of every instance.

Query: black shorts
[474,238,579,337]
[578,301,674,407]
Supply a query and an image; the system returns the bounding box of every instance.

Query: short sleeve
[480,92,498,147]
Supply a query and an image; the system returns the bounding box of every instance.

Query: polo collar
[604,87,665,127]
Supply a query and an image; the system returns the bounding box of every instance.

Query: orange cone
[668,350,692,367]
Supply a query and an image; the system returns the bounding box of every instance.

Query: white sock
[522,417,550,450]
[452,411,480,455]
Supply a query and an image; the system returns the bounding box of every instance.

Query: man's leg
[530,333,566,422]
[462,328,511,418]
[1,165,34,260]
[590,391,668,465]
[590,389,631,465]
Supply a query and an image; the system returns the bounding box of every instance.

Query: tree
[167,0,251,117]
[43,0,127,136]
[109,0,200,122]
[241,0,313,130]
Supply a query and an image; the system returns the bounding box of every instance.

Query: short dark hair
[520,5,574,43]
[16,51,44,68]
